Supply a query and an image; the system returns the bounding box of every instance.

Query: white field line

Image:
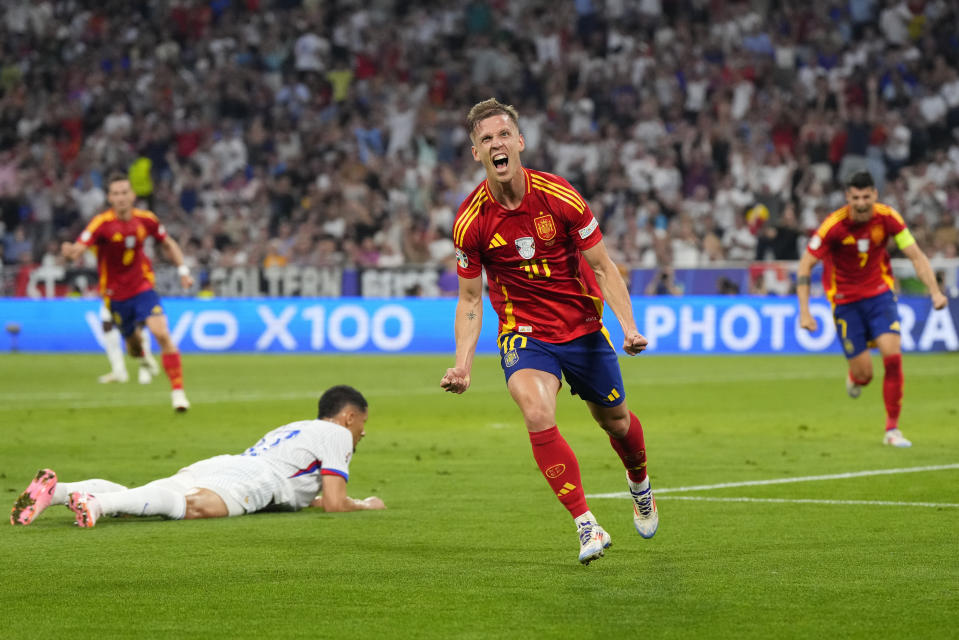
[656,496,959,509]
[587,463,959,499]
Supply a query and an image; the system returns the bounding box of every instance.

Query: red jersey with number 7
[806,203,912,305]
[76,208,168,302]
[453,168,605,343]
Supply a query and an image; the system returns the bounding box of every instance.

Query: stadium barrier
[0,296,956,354]
[8,259,959,299]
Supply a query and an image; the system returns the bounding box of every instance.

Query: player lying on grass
[10,386,385,527]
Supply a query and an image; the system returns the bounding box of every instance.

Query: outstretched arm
[61,240,88,262]
[160,235,195,291]
[310,475,385,512]
[901,243,948,309]
[581,241,647,355]
[440,275,484,393]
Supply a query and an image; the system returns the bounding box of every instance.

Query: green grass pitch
[2,352,958,639]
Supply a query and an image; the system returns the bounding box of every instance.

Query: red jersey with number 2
[77,208,168,302]
[453,168,605,343]
[806,203,908,305]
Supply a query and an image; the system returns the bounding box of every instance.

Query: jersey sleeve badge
[578,216,598,239]
[456,248,469,269]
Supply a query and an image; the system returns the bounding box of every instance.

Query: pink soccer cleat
[68,492,101,528]
[10,469,58,526]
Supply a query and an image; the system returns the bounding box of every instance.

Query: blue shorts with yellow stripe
[108,289,165,338]
[498,329,626,406]
[833,290,900,359]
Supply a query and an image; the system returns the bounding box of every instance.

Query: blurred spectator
[0,0,956,294]
[645,267,681,296]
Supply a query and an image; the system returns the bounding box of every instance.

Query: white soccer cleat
[577,522,612,565]
[845,375,861,399]
[630,476,659,538]
[138,362,153,385]
[67,492,101,528]
[883,429,912,448]
[171,388,191,412]
[98,371,129,384]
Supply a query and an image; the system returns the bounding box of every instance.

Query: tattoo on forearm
[466,311,477,321]
[797,275,811,287]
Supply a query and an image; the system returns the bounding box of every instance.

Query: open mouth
[492,153,508,169]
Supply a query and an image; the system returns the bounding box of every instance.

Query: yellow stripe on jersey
[84,211,115,239]
[826,267,837,306]
[454,190,488,247]
[894,228,916,250]
[879,260,895,292]
[132,208,159,223]
[600,326,614,349]
[488,233,506,249]
[576,276,604,317]
[530,175,586,214]
[874,203,906,226]
[498,280,516,332]
[816,208,848,238]
[530,173,584,204]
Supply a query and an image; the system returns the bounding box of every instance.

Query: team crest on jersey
[504,348,519,367]
[534,214,556,241]
[456,248,469,269]
[856,238,870,253]
[870,224,884,245]
[515,237,535,260]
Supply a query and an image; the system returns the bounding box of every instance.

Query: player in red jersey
[440,98,657,564]
[62,173,195,412]
[797,171,947,447]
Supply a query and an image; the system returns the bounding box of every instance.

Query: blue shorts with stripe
[108,289,165,338]
[833,290,900,359]
[497,329,626,406]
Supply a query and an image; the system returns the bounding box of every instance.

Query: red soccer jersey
[806,203,909,305]
[77,208,168,301]
[453,168,605,343]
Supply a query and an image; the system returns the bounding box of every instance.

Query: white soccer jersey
[240,419,355,511]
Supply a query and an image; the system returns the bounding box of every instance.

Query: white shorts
[146,455,278,516]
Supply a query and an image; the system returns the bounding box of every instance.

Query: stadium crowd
[1,0,959,292]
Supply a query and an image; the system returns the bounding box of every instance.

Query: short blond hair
[466,98,519,139]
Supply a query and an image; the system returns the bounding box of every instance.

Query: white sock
[628,476,651,494]
[574,510,597,529]
[53,479,129,505]
[140,332,157,370]
[96,485,187,520]
[103,328,126,375]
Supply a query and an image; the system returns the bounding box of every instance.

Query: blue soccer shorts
[497,329,626,406]
[108,289,165,338]
[832,290,900,359]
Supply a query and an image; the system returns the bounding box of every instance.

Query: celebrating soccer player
[62,173,194,411]
[797,171,948,447]
[440,98,657,565]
